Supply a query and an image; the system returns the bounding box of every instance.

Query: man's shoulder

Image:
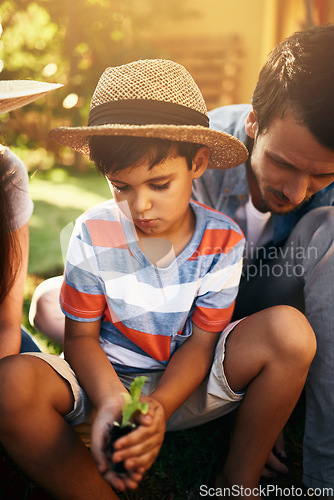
[208,104,251,140]
[191,199,244,238]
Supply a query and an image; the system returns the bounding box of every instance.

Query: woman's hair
[0,151,21,303]
[89,136,202,176]
[252,24,334,150]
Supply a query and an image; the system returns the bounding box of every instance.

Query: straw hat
[0,80,63,114]
[49,59,248,169]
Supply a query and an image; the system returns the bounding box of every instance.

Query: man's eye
[151,182,170,191]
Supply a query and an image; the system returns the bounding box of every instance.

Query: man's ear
[245,108,258,139]
[192,146,210,179]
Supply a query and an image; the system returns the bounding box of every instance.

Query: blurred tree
[0,0,198,170]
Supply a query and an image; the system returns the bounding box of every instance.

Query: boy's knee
[265,305,316,365]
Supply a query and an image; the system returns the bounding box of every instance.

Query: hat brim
[49,123,248,170]
[0,81,63,114]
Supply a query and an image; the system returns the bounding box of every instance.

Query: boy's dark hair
[252,24,334,150]
[89,136,202,176]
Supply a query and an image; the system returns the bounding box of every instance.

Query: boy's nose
[132,192,152,214]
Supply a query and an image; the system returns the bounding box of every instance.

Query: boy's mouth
[134,218,157,228]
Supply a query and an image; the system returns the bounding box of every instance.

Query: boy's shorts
[24,319,244,439]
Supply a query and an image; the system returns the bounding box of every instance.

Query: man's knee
[29,276,64,342]
[292,206,334,249]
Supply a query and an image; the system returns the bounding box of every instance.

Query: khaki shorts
[25,319,244,442]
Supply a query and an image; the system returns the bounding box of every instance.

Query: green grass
[23,166,111,352]
[28,166,111,277]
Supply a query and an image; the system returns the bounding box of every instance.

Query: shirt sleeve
[60,217,107,322]
[192,229,245,333]
[0,146,34,231]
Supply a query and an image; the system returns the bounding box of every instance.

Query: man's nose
[283,175,309,205]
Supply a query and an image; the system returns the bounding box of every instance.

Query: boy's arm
[151,322,220,420]
[111,322,220,475]
[64,317,147,491]
[64,316,125,415]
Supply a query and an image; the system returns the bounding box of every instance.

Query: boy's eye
[111,184,129,193]
[150,182,170,191]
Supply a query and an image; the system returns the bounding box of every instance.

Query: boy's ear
[191,146,210,179]
[245,108,258,139]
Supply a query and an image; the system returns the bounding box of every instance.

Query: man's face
[245,110,334,214]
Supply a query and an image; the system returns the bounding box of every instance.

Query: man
[192,24,334,494]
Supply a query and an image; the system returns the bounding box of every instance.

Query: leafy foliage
[0,0,198,164]
[120,376,149,428]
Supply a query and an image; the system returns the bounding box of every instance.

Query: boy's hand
[105,396,166,491]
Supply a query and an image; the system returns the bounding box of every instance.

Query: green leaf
[121,376,149,427]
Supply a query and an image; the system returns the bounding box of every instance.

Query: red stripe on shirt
[60,281,106,319]
[189,228,243,260]
[192,302,235,332]
[103,306,171,362]
[86,220,129,249]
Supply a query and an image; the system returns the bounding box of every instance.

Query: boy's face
[106,146,209,240]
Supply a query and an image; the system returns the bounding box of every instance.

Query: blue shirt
[192,104,334,246]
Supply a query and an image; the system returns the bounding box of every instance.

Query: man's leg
[29,275,64,344]
[294,208,334,493]
[233,206,334,493]
[0,354,118,500]
[220,306,316,495]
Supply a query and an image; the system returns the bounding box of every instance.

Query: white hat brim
[0,80,63,114]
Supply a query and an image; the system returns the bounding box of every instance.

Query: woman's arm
[0,223,29,358]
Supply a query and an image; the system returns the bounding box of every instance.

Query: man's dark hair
[252,24,334,149]
[89,136,202,176]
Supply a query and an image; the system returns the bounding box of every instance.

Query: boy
[0,59,315,499]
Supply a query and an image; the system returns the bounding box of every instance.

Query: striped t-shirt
[60,199,245,374]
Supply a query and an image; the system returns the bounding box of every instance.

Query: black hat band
[88,99,209,128]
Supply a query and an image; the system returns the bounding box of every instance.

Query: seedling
[116,375,149,428]
[109,376,149,474]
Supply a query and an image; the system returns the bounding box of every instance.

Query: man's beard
[262,186,310,215]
